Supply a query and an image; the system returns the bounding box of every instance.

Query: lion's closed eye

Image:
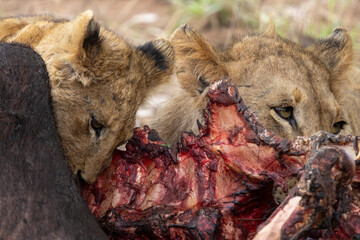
[90,115,104,137]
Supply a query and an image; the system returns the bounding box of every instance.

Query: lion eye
[333,121,346,135]
[273,106,297,128]
[274,106,293,119]
[91,116,103,137]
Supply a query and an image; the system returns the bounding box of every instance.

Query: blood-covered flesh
[81,78,360,240]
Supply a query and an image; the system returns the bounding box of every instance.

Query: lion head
[7,11,175,183]
[153,24,353,145]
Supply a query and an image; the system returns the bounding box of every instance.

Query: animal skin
[0,43,107,240]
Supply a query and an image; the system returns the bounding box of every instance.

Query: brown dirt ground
[0,0,359,126]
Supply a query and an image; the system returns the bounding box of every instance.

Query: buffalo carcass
[0,43,107,240]
[82,78,360,239]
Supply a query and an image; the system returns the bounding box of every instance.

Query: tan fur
[0,10,174,183]
[330,67,360,135]
[153,25,356,145]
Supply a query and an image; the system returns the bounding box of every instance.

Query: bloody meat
[81,78,360,240]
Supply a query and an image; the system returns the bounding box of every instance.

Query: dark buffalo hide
[0,43,107,240]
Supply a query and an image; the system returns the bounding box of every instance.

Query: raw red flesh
[254,146,359,239]
[81,78,360,239]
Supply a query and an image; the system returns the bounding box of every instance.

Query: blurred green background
[1,0,358,125]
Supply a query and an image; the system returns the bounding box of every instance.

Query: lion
[0,10,174,183]
[153,24,357,145]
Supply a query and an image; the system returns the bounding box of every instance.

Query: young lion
[0,10,174,183]
[153,24,356,145]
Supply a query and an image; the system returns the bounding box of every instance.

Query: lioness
[0,10,174,183]
[153,24,356,145]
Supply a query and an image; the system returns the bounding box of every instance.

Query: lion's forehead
[230,35,308,56]
[232,41,333,87]
[228,36,329,75]
[226,48,340,120]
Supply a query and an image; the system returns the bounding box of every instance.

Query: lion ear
[307,27,353,81]
[170,24,227,97]
[137,38,175,91]
[67,10,101,61]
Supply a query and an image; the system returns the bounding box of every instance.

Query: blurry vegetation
[167,0,260,29]
[165,0,360,57]
[303,0,360,52]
